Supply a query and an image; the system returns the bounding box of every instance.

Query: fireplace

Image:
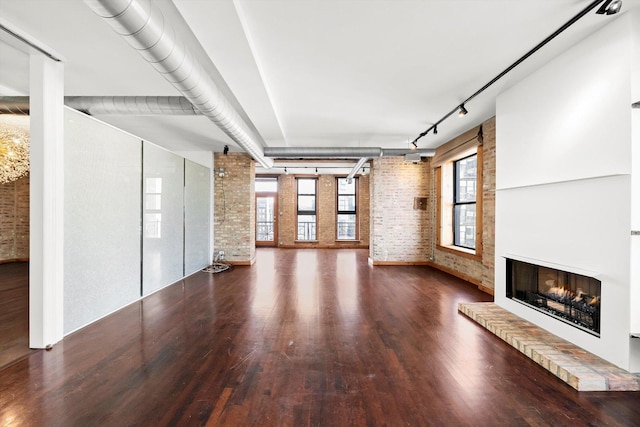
[506,258,601,336]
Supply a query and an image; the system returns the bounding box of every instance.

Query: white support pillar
[29,54,65,348]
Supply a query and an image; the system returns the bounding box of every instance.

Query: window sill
[295,240,319,244]
[335,240,361,243]
[436,244,481,261]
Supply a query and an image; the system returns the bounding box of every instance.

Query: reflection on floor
[1,250,640,425]
[0,262,32,369]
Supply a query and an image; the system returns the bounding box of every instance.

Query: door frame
[255,192,278,247]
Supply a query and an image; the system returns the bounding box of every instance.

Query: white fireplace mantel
[503,254,600,279]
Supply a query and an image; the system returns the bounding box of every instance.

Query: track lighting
[410,0,610,147]
[284,167,288,174]
[596,0,622,15]
[223,145,229,155]
[315,167,318,175]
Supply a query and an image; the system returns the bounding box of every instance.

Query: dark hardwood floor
[1,249,639,426]
[0,262,32,370]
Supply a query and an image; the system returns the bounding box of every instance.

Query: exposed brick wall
[0,175,30,261]
[213,153,255,263]
[358,175,370,244]
[370,157,431,262]
[277,174,296,245]
[277,174,370,248]
[431,117,496,292]
[317,175,336,243]
[481,117,496,292]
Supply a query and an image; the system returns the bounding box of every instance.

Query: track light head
[411,140,418,150]
[223,145,229,155]
[458,104,468,117]
[433,125,438,135]
[596,0,622,15]
[284,167,288,174]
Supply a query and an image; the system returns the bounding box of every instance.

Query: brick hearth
[459,302,640,391]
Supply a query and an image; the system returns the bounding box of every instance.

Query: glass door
[256,194,277,247]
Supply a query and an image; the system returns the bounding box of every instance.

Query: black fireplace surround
[506,258,601,336]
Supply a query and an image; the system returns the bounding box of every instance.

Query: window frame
[453,154,477,250]
[436,145,483,261]
[336,177,358,241]
[296,177,318,241]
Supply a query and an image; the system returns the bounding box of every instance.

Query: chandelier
[0,119,30,185]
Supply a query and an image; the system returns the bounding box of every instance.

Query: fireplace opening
[506,258,601,336]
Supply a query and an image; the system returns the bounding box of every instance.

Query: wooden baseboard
[368,259,431,266]
[0,258,29,264]
[226,257,256,266]
[426,262,494,296]
[477,284,495,296]
[278,244,369,249]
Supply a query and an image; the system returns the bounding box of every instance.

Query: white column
[29,54,64,348]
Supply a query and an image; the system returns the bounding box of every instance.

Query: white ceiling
[0,0,636,163]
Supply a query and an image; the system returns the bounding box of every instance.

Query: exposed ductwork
[0,97,29,115]
[1,93,436,163]
[0,96,202,116]
[264,146,435,159]
[265,147,380,159]
[347,157,369,180]
[83,0,274,168]
[65,96,201,115]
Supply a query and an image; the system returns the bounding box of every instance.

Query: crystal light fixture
[0,119,30,185]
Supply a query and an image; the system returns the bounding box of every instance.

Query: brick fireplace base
[458,302,640,391]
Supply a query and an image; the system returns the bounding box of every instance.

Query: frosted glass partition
[184,160,211,275]
[64,108,142,334]
[142,142,185,295]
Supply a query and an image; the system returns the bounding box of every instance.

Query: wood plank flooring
[0,262,32,370]
[1,249,639,426]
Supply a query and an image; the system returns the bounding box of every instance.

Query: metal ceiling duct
[347,157,369,180]
[0,96,201,115]
[265,147,381,159]
[1,93,437,162]
[83,0,273,168]
[264,147,435,159]
[0,97,29,114]
[65,96,201,115]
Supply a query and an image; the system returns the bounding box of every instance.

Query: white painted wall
[495,11,638,370]
[629,9,640,368]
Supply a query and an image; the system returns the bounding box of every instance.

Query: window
[336,178,357,240]
[255,176,278,244]
[453,154,477,249]
[434,125,483,258]
[255,176,278,192]
[297,178,317,240]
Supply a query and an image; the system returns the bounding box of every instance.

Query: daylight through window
[297,178,317,240]
[453,154,477,249]
[336,178,357,240]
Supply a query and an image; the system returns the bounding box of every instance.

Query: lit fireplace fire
[506,259,601,336]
